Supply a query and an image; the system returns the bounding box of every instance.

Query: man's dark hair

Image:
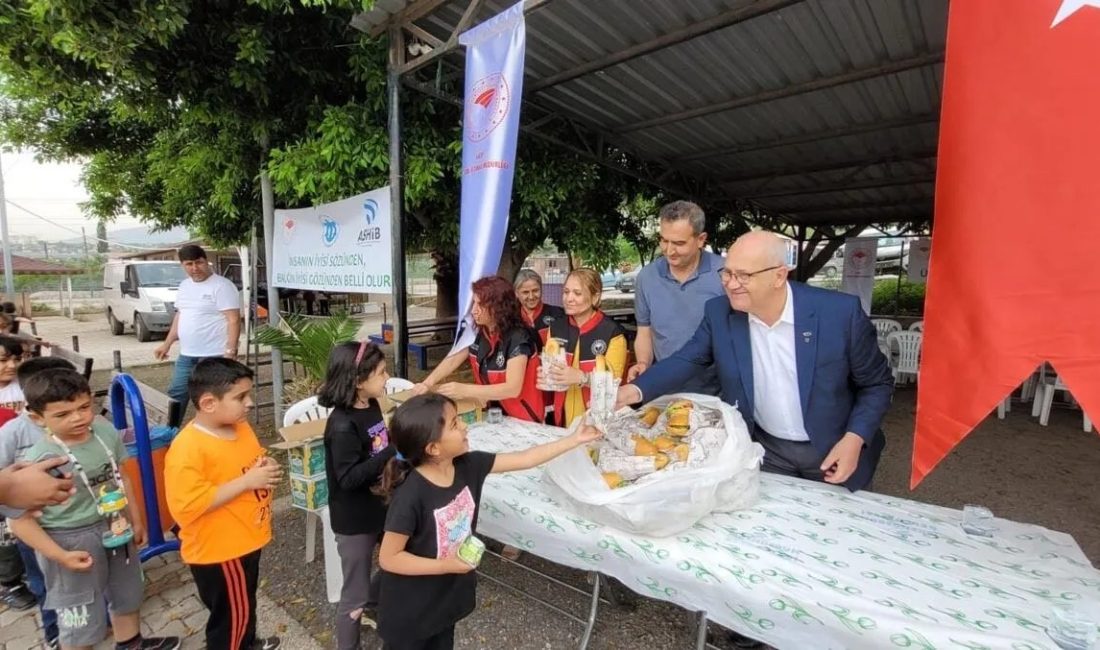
[188,357,254,407]
[17,357,76,385]
[1,302,15,314]
[24,369,91,414]
[178,244,207,262]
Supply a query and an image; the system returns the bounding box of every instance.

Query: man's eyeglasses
[717,265,782,286]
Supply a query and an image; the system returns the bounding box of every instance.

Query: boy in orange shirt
[164,358,282,650]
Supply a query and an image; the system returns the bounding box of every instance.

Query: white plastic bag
[543,393,764,536]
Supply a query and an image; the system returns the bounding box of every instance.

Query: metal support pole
[0,152,13,298]
[259,140,285,427]
[894,239,906,317]
[389,28,410,379]
[66,276,74,319]
[795,224,806,282]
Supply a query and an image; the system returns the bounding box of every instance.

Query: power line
[4,199,177,251]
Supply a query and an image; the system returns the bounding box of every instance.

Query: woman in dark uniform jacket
[413,276,544,422]
[514,269,566,343]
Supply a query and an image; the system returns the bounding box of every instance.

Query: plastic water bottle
[960,504,996,537]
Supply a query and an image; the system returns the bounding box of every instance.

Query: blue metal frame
[109,373,180,562]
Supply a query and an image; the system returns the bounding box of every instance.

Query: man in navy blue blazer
[620,231,894,492]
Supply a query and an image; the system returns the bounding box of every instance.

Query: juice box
[457,535,485,567]
[290,474,328,511]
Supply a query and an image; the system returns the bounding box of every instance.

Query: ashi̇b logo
[466,73,510,142]
[320,216,339,247]
[357,198,383,246]
[363,199,378,225]
[281,217,295,243]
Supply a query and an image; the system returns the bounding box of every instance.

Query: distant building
[523,254,569,284]
[112,240,248,284]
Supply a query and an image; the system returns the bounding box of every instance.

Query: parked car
[600,269,621,288]
[615,271,638,293]
[819,247,845,279]
[103,260,187,341]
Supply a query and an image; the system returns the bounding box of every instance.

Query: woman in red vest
[413,276,544,422]
[514,269,566,343]
[546,268,628,427]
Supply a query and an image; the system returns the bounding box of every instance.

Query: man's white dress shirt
[748,283,810,441]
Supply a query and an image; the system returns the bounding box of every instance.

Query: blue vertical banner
[450,1,526,355]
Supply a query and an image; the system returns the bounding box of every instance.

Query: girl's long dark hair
[373,393,456,503]
[316,341,386,410]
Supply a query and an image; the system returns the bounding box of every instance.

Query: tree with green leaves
[0,0,669,317]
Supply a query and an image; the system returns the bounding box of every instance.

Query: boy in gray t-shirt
[8,369,179,650]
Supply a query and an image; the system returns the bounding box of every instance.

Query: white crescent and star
[1051,0,1100,27]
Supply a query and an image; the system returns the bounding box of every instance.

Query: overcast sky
[2,149,145,241]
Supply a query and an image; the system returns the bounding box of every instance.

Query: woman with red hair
[413,276,544,422]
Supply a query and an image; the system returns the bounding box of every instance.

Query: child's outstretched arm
[491,424,602,474]
[378,531,473,576]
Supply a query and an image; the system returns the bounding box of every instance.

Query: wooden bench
[106,351,184,429]
[48,336,94,380]
[369,317,457,370]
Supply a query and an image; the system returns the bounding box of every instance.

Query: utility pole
[81,226,90,259]
[0,151,14,297]
[42,241,49,259]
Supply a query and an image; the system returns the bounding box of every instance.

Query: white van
[102,260,187,341]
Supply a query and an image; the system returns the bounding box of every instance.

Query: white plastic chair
[908,320,924,332]
[284,395,331,427]
[1035,376,1093,432]
[871,318,903,340]
[871,318,903,356]
[282,397,333,564]
[282,396,341,602]
[886,331,922,385]
[385,377,415,395]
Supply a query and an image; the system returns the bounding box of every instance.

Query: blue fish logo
[321,216,339,247]
[363,199,378,225]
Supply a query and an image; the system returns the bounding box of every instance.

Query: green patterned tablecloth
[471,418,1100,650]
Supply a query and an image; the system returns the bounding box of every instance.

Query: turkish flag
[912,0,1100,487]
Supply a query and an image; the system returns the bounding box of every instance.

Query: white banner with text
[271,187,393,293]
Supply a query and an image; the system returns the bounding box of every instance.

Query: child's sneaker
[0,582,36,610]
[138,637,181,650]
[253,637,281,650]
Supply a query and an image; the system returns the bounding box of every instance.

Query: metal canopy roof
[360,0,947,229]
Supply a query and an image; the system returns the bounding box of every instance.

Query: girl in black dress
[373,394,600,650]
[318,341,395,649]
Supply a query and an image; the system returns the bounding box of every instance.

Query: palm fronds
[253,312,361,384]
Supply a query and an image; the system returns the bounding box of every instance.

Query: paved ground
[0,499,320,650]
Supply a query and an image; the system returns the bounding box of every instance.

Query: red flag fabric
[913,0,1100,487]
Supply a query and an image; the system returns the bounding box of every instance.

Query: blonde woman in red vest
[546,268,628,427]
